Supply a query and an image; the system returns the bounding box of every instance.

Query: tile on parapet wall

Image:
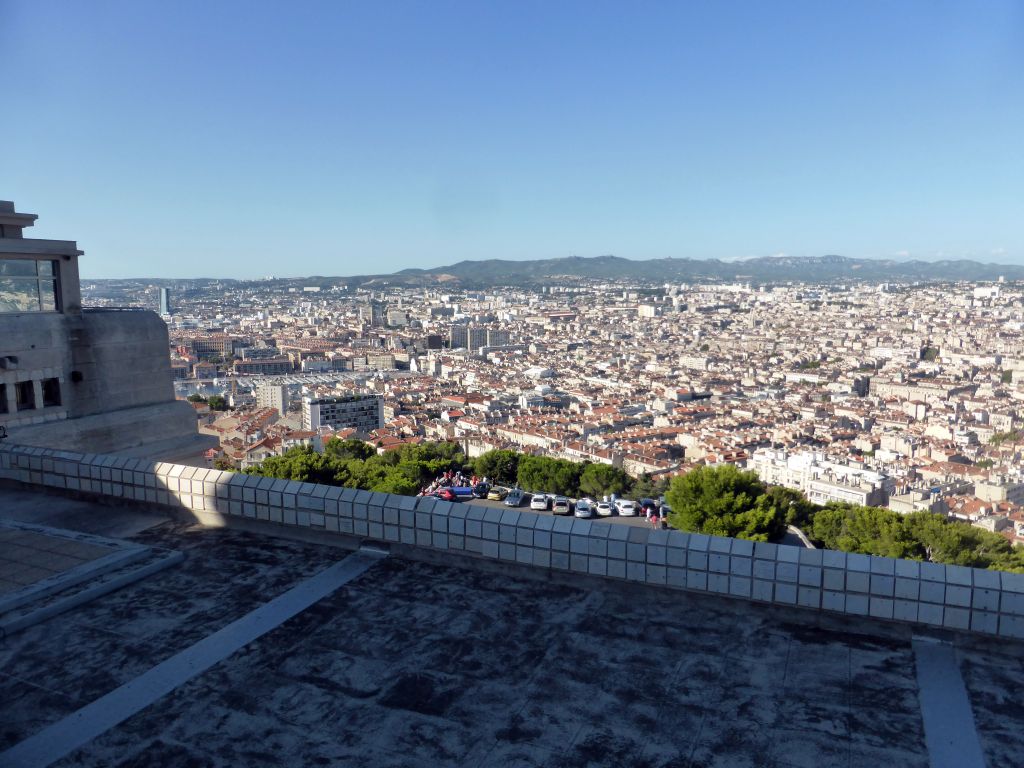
[971,588,1000,612]
[647,529,670,547]
[626,527,650,544]
[646,545,667,565]
[500,509,521,526]
[707,573,729,593]
[415,495,437,513]
[894,577,919,600]
[666,530,690,549]
[822,590,845,612]
[708,553,729,574]
[551,516,574,533]
[729,556,752,577]
[797,547,823,566]
[943,606,970,631]
[845,552,871,573]
[586,524,610,539]
[708,536,731,554]
[945,585,972,608]
[729,538,754,557]
[571,519,592,536]
[775,544,800,563]
[893,558,919,579]
[483,507,504,524]
[587,537,607,557]
[729,576,752,598]
[396,494,418,511]
[971,610,999,634]
[999,615,1024,639]
[605,524,629,541]
[971,568,1000,590]
[945,564,973,586]
[820,549,846,569]
[919,580,946,605]
[1000,571,1024,594]
[869,597,894,620]
[532,515,555,532]
[687,570,708,591]
[920,561,946,583]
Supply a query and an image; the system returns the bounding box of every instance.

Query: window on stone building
[16,380,35,411]
[0,384,7,414]
[0,259,59,312]
[42,378,61,407]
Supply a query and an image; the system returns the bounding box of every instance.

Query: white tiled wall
[3,442,1023,639]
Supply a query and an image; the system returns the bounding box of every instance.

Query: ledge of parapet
[3,443,1024,642]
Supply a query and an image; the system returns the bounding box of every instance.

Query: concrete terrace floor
[1,489,1024,767]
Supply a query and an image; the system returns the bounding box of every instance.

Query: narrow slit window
[0,383,7,414]
[16,380,35,411]
[42,378,61,407]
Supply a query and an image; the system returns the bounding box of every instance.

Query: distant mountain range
[388,254,1023,286]
[83,254,1024,290]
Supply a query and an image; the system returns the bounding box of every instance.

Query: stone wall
[3,442,1023,639]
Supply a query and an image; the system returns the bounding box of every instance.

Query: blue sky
[2,1,1022,278]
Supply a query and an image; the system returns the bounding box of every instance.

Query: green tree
[578,463,632,498]
[632,472,670,500]
[324,438,375,461]
[207,394,228,411]
[1001,370,1013,384]
[664,465,785,542]
[186,394,207,403]
[764,485,818,529]
[473,450,520,484]
[516,455,583,496]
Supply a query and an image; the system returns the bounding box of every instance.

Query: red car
[434,488,458,502]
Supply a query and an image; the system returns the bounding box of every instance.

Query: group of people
[418,470,489,497]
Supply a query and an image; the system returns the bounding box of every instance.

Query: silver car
[504,488,525,507]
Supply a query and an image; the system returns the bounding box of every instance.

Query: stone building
[0,201,213,460]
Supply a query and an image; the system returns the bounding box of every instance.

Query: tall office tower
[486,328,511,347]
[302,393,384,432]
[468,326,487,350]
[159,287,171,316]
[449,325,469,349]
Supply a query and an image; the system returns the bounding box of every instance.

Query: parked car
[434,488,457,502]
[574,498,594,518]
[615,499,638,516]
[450,486,475,499]
[530,493,550,511]
[551,496,571,515]
[487,486,509,501]
[504,488,525,507]
[472,482,490,499]
[595,500,614,516]
[640,498,660,516]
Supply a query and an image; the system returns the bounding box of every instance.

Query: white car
[615,499,638,516]
[551,496,571,515]
[530,493,549,511]
[574,498,594,518]
[595,501,614,517]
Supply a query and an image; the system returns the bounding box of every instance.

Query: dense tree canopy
[578,463,632,498]
[245,441,466,496]
[664,465,786,542]
[516,454,584,496]
[472,450,520,484]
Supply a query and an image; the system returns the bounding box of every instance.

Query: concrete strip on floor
[0,548,385,768]
[913,636,986,768]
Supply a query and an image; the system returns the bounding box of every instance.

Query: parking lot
[463,495,662,528]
